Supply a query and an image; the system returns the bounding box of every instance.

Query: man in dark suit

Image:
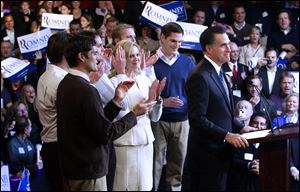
[222,41,249,98]
[1,13,24,50]
[255,48,284,99]
[185,26,251,191]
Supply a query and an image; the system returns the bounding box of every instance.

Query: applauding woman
[110,40,166,191]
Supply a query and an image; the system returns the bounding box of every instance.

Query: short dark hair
[200,25,226,52]
[46,32,72,64]
[69,19,81,27]
[63,34,96,68]
[264,47,278,57]
[15,117,30,134]
[250,111,269,127]
[161,22,184,38]
[277,9,291,21]
[245,75,263,86]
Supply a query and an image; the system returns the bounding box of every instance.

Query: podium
[246,125,299,191]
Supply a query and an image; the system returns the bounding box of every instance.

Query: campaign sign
[17,28,51,60]
[42,13,73,30]
[1,57,37,82]
[160,1,187,21]
[141,1,178,29]
[1,164,11,191]
[176,21,208,51]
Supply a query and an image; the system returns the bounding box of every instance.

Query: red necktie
[233,65,237,79]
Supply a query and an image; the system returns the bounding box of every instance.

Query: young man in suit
[185,26,252,190]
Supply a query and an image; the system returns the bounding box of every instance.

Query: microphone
[250,83,276,134]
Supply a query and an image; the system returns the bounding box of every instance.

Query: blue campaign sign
[160,1,188,21]
[1,57,37,82]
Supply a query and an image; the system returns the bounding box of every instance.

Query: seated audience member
[59,3,72,15]
[270,71,295,115]
[7,117,38,191]
[272,93,299,191]
[272,93,299,128]
[3,101,40,147]
[235,100,254,127]
[239,26,266,68]
[71,1,83,20]
[242,75,277,123]
[192,9,206,25]
[230,4,253,47]
[1,40,13,60]
[1,13,25,50]
[30,6,47,33]
[4,78,25,103]
[19,84,42,146]
[68,19,82,34]
[228,111,269,191]
[80,13,95,31]
[267,9,299,61]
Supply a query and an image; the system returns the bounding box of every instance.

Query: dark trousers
[40,142,63,191]
[106,141,116,191]
[190,171,227,191]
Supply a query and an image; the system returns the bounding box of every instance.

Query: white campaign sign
[17,28,51,54]
[141,1,178,28]
[42,13,74,30]
[176,21,207,50]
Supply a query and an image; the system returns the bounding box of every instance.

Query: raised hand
[146,51,159,68]
[148,80,159,102]
[113,81,135,105]
[112,47,126,74]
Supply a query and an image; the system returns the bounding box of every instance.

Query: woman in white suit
[110,40,166,191]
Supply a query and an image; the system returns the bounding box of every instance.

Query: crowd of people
[1,1,299,191]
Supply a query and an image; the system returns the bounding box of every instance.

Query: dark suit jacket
[257,66,283,98]
[222,62,249,97]
[227,144,260,191]
[1,28,23,49]
[186,58,244,173]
